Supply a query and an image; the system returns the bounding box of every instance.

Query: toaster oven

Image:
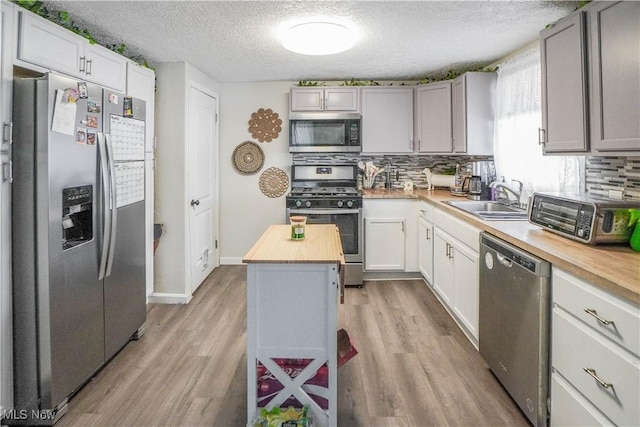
[528,193,640,244]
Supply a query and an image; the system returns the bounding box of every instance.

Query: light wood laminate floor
[58,265,529,426]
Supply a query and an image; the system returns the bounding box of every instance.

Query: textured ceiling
[44,1,579,83]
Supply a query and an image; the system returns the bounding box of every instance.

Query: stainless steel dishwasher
[479,233,551,427]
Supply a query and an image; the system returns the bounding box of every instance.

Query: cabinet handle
[583,368,612,389]
[86,59,93,76]
[3,122,13,144]
[418,140,422,151]
[537,127,546,146]
[583,308,613,326]
[401,221,405,233]
[445,243,450,258]
[190,199,200,207]
[2,160,13,183]
[426,228,430,240]
[79,56,86,73]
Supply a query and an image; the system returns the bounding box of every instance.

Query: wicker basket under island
[243,224,353,427]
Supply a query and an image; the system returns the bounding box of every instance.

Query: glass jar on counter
[290,216,307,240]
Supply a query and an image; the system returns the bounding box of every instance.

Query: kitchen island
[243,224,344,427]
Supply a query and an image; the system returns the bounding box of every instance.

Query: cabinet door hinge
[215,239,218,249]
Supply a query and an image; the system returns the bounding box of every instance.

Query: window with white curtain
[492,45,584,204]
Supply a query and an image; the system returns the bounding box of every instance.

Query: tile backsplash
[586,156,640,201]
[293,154,640,201]
[292,153,492,189]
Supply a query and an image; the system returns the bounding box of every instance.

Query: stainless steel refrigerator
[10,73,146,424]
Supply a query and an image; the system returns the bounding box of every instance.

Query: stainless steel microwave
[289,112,361,153]
[528,192,640,244]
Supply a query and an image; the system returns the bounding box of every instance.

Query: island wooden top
[363,188,640,304]
[243,224,345,265]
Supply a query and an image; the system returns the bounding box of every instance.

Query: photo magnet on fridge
[85,115,98,128]
[86,130,96,145]
[77,82,88,99]
[108,93,119,104]
[75,128,86,145]
[87,100,101,113]
[123,96,133,118]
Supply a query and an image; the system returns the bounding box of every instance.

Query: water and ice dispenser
[62,185,93,250]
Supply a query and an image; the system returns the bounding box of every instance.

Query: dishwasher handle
[496,252,513,268]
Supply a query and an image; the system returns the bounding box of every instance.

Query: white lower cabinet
[363,199,418,272]
[550,268,640,426]
[431,208,480,344]
[417,204,434,285]
[364,218,405,270]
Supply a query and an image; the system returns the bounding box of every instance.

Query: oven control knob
[347,200,354,208]
[337,200,344,208]
[295,200,302,208]
[305,201,312,208]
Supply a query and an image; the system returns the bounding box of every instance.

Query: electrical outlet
[608,189,624,200]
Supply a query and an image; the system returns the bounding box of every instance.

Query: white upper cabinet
[361,87,414,153]
[540,11,589,153]
[17,10,126,91]
[290,87,359,112]
[18,11,83,76]
[588,1,640,153]
[415,81,452,153]
[83,43,127,92]
[451,72,496,155]
[540,1,639,155]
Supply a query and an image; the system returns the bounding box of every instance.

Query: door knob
[190,199,200,207]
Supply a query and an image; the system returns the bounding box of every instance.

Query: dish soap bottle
[628,209,640,252]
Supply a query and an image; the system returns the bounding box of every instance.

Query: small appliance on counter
[528,192,640,245]
[465,160,496,200]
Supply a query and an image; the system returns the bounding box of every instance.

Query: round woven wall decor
[248,108,282,142]
[259,167,289,198]
[232,141,264,175]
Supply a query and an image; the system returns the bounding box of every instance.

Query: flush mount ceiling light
[282,22,355,55]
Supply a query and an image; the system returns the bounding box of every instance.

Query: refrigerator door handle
[105,134,118,277]
[97,132,111,280]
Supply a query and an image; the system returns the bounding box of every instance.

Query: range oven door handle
[288,209,360,216]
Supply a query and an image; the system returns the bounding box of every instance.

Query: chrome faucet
[490,179,523,206]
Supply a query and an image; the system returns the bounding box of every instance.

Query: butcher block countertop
[243,224,345,265]
[363,188,640,304]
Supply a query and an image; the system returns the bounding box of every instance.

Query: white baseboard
[363,271,422,281]
[220,257,245,265]
[147,292,191,304]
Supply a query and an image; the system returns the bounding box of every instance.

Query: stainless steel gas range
[286,165,363,287]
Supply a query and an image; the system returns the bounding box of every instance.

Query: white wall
[219,82,293,263]
[153,62,220,297]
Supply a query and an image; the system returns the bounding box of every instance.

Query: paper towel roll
[430,174,455,188]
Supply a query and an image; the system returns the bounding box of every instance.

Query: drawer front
[552,308,640,426]
[434,208,480,251]
[551,372,613,427]
[553,268,640,357]
[418,201,434,222]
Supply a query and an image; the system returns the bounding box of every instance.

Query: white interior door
[188,85,217,294]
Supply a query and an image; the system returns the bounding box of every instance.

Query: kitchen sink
[444,200,529,220]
